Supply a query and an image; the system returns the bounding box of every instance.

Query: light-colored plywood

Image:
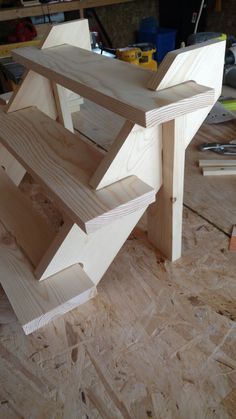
[90,122,162,191]
[0,168,54,267]
[0,222,96,335]
[7,70,57,118]
[35,208,145,282]
[0,107,155,233]
[148,117,186,260]
[40,19,91,50]
[12,45,215,127]
[148,40,226,146]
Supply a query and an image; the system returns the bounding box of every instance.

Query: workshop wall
[95,0,159,47]
[206,0,236,37]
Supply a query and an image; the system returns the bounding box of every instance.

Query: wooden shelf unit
[0,19,225,334]
[0,0,133,21]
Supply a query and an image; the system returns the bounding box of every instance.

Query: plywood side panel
[40,19,91,50]
[148,40,226,146]
[90,123,162,192]
[35,208,145,283]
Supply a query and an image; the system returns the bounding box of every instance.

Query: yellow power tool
[100,43,157,71]
[116,44,157,71]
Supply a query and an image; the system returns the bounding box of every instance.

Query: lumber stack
[0,19,225,334]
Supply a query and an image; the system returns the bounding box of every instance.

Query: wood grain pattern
[35,208,146,282]
[0,107,155,233]
[148,40,226,146]
[5,18,91,188]
[90,122,162,192]
[12,45,215,127]
[148,117,186,260]
[0,168,54,267]
[0,222,96,335]
[72,99,125,151]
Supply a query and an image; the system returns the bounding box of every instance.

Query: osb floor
[0,124,236,418]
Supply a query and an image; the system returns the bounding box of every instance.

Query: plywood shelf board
[0,107,155,233]
[0,222,96,335]
[12,45,215,127]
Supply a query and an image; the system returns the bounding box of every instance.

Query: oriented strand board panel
[0,207,235,418]
[0,107,155,233]
[13,45,215,127]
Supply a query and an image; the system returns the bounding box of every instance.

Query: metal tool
[199,142,236,155]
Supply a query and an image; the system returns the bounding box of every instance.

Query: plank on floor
[0,106,155,234]
[13,45,215,127]
[184,120,236,235]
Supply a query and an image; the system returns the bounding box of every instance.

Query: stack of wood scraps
[199,158,236,175]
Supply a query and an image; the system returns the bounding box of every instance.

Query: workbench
[0,0,133,21]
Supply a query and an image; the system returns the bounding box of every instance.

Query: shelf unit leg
[147,116,186,261]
